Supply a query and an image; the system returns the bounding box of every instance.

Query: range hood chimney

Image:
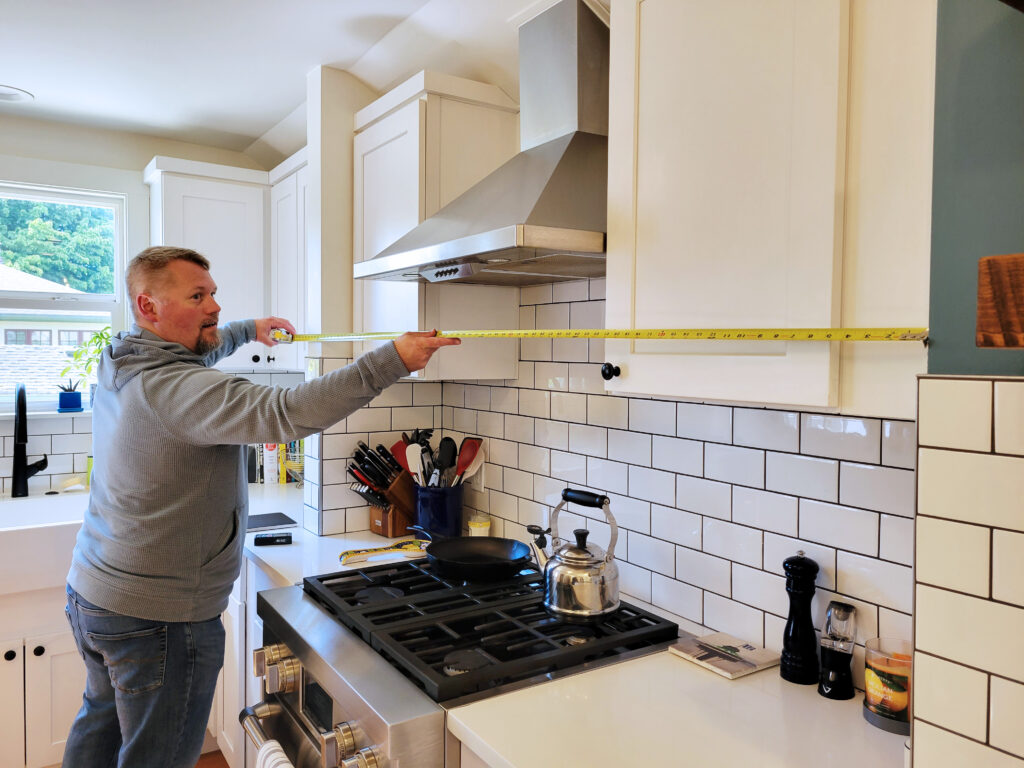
[354,0,609,286]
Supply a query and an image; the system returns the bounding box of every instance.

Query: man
[63,246,458,767]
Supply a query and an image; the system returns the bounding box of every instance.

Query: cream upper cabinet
[353,72,521,381]
[145,157,270,372]
[269,150,309,372]
[604,0,850,408]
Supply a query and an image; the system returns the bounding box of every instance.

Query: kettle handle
[550,488,618,562]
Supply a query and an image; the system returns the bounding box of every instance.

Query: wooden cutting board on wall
[977,253,1024,347]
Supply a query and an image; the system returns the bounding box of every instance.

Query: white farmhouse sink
[0,491,87,596]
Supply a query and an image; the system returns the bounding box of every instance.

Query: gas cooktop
[303,559,678,703]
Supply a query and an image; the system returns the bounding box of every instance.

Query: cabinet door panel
[25,630,86,768]
[160,175,268,371]
[606,0,848,407]
[0,637,24,768]
[270,172,303,371]
[218,594,245,768]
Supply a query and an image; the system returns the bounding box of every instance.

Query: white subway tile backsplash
[676,403,732,443]
[589,278,606,300]
[346,407,391,433]
[536,302,568,329]
[810,591,878,644]
[442,383,465,407]
[993,530,1024,608]
[732,487,797,536]
[705,444,764,488]
[51,432,91,454]
[550,450,586,484]
[836,551,912,613]
[879,515,913,565]
[733,409,799,452]
[801,414,881,463]
[676,474,731,520]
[626,531,674,576]
[913,652,989,742]
[765,452,838,502]
[609,429,652,467]
[587,395,628,429]
[534,419,568,450]
[503,468,534,499]
[322,433,363,460]
[453,408,477,434]
[490,387,519,414]
[391,406,435,431]
[651,505,701,549]
[520,284,552,305]
[552,280,589,303]
[510,361,534,390]
[532,474,564,507]
[518,389,550,418]
[916,516,991,596]
[731,564,787,617]
[703,518,762,568]
[917,584,1024,683]
[412,382,442,406]
[587,458,628,495]
[798,500,879,556]
[489,490,517,520]
[627,465,675,506]
[535,362,569,392]
[838,462,915,518]
[552,337,589,363]
[568,424,606,457]
[913,721,1023,768]
[652,573,702,623]
[918,378,992,452]
[27,415,73,436]
[519,444,550,476]
[651,435,702,476]
[603,493,650,534]
[918,448,1024,532]
[618,559,652,602]
[570,299,604,329]
[878,608,912,642]
[476,410,504,438]
[370,382,412,407]
[521,336,551,361]
[517,498,548,528]
[990,677,1024,759]
[628,399,676,436]
[73,414,92,433]
[504,415,534,444]
[703,593,764,646]
[763,534,837,590]
[568,363,606,395]
[882,419,917,469]
[551,392,586,422]
[995,381,1024,456]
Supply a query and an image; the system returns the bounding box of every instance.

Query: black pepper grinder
[780,551,819,685]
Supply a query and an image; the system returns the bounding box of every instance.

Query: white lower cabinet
[0,635,26,768]
[24,629,86,768]
[217,591,246,768]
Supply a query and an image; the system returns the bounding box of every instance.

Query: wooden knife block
[977,253,1024,347]
[370,470,417,538]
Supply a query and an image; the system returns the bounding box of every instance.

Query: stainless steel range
[242,558,677,767]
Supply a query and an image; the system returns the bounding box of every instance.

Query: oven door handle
[239,700,283,751]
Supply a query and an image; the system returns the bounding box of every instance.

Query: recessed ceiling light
[0,84,34,103]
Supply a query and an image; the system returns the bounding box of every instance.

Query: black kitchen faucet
[12,383,48,497]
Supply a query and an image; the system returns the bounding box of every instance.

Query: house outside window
[0,181,124,410]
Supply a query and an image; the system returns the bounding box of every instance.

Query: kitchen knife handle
[375,444,403,473]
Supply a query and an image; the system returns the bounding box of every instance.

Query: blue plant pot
[58,391,83,412]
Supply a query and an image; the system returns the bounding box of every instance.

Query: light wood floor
[195,751,229,768]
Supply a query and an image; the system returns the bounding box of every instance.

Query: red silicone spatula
[452,437,483,485]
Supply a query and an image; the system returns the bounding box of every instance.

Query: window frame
[0,180,126,314]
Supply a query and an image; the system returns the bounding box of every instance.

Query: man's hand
[254,316,297,346]
[393,330,461,373]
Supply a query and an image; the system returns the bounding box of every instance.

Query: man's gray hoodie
[67,320,409,622]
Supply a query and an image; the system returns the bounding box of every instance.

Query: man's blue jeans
[63,585,225,768]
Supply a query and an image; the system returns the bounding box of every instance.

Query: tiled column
[913,376,1024,766]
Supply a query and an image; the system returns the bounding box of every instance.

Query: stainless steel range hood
[354,0,609,287]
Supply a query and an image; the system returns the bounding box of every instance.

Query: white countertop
[448,651,908,768]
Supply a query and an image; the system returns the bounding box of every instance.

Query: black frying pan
[409,526,533,581]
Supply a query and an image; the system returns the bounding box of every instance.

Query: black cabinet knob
[3,650,15,661]
[267,355,275,364]
[600,362,621,381]
[33,646,45,657]
[251,354,261,363]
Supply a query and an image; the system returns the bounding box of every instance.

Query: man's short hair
[126,246,210,321]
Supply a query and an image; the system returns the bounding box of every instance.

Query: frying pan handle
[561,489,609,508]
[407,524,434,541]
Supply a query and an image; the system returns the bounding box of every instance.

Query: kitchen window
[0,180,124,411]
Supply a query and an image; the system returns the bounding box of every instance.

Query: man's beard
[196,327,222,355]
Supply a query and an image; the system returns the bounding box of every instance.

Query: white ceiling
[0,0,598,157]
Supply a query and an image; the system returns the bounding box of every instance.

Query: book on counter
[669,632,780,679]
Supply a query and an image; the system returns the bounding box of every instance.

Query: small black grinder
[780,551,819,685]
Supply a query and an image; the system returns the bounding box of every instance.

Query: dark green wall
[928,0,1024,374]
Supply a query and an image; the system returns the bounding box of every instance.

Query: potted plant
[57,379,83,412]
[61,325,112,407]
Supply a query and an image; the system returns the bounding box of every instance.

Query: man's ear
[136,292,159,323]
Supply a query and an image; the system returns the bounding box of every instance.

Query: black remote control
[253,532,292,546]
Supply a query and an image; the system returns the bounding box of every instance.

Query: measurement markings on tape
[272,327,929,343]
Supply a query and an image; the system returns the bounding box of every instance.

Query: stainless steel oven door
[239,699,323,768]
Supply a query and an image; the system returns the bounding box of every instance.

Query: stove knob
[340,747,380,768]
[253,642,292,677]
[265,656,300,694]
[319,721,356,767]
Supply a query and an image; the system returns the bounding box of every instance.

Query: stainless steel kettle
[530,488,619,620]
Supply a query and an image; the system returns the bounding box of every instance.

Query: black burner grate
[302,558,678,701]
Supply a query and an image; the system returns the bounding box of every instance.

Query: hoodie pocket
[86,625,167,694]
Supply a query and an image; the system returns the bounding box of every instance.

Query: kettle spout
[526,525,551,569]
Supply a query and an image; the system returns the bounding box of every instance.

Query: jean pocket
[86,625,168,694]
